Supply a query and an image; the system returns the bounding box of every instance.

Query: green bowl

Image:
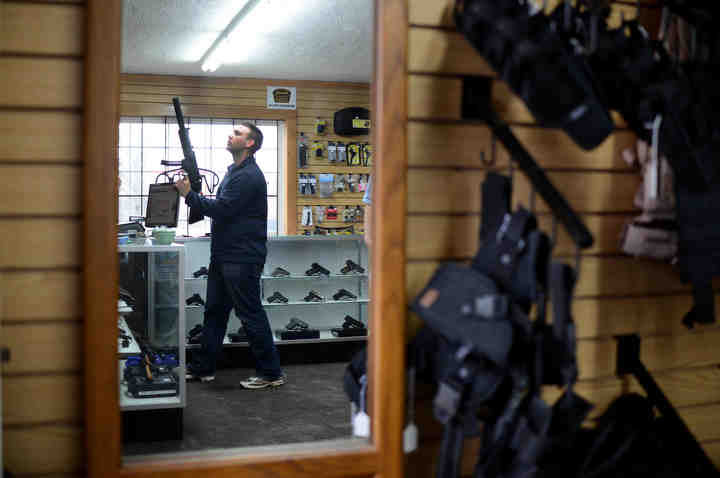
[151,229,176,245]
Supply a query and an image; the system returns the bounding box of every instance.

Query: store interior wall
[1,0,86,474]
[403,0,720,474]
[3,0,720,476]
[119,74,371,236]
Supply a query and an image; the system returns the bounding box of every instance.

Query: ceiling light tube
[200,0,263,72]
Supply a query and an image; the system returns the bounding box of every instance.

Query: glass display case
[118,244,186,412]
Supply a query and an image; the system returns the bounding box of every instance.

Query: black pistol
[172,97,203,224]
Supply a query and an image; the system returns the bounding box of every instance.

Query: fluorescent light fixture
[200,0,264,72]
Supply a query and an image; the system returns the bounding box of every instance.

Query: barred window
[118,117,282,236]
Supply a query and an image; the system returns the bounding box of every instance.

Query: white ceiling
[122,0,374,82]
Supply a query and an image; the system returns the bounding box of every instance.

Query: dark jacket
[185,156,267,264]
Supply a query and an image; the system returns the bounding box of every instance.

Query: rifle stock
[172,97,204,224]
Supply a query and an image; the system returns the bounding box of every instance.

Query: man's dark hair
[240,122,263,155]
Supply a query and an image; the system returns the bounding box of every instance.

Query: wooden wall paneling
[574,329,720,380]
[570,294,720,339]
[513,171,640,214]
[0,111,83,162]
[120,93,267,108]
[2,323,82,374]
[495,127,637,171]
[4,426,84,474]
[705,441,720,467]
[410,70,626,126]
[407,122,503,168]
[406,169,640,214]
[543,365,720,414]
[408,0,638,28]
[1,2,84,55]
[3,374,82,424]
[408,0,455,27]
[0,165,81,215]
[121,73,370,91]
[121,83,371,104]
[408,76,462,120]
[408,28,493,76]
[0,58,83,108]
[406,213,633,259]
[0,219,81,268]
[299,166,372,174]
[408,123,635,171]
[2,271,81,320]
[407,256,714,300]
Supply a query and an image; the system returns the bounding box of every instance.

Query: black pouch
[411,263,513,368]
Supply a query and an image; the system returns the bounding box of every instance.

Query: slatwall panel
[0,0,86,475]
[119,75,371,235]
[404,0,720,473]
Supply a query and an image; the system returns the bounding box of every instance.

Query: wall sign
[267,86,297,110]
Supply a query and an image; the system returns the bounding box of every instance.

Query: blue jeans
[192,261,282,379]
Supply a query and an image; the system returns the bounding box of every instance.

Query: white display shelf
[118,317,141,357]
[175,235,364,243]
[186,330,367,349]
[261,273,368,280]
[185,273,367,281]
[118,360,183,412]
[262,299,369,306]
[187,299,368,309]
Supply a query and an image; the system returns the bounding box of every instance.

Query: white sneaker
[240,375,286,389]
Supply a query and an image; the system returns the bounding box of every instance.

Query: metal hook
[479,150,494,168]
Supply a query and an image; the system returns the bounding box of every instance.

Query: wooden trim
[83,0,122,476]
[120,73,371,91]
[120,448,378,478]
[370,1,408,478]
[85,1,406,478]
[284,116,298,235]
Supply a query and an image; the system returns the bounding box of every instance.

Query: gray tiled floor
[123,362,352,456]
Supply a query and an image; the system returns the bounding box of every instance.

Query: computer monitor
[145,183,180,228]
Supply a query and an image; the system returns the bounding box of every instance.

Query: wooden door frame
[82,0,407,477]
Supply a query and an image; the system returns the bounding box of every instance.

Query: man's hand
[174,177,191,197]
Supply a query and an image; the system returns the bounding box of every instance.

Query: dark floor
[123,362,352,456]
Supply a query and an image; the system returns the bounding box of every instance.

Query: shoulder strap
[481,172,513,242]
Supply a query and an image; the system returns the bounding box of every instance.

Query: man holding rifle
[175,123,285,389]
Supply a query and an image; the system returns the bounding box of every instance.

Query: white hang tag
[403,423,418,453]
[352,411,371,438]
[403,366,418,453]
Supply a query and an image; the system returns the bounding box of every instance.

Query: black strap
[493,209,536,285]
[434,344,484,478]
[481,172,512,243]
[682,279,715,328]
[550,263,578,387]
